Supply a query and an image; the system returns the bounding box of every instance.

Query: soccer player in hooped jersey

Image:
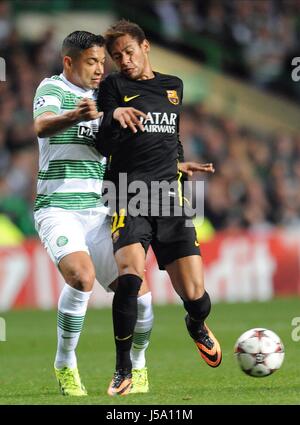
[33,31,153,396]
[96,20,222,396]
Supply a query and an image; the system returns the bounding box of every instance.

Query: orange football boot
[107,370,132,396]
[185,315,222,368]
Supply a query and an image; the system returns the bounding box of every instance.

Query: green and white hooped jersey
[33,73,107,213]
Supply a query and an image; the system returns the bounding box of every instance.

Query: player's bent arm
[34,98,100,138]
[96,77,146,156]
[96,107,147,156]
[34,111,81,138]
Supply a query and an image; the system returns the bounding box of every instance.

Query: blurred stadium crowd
[0,0,300,244]
[181,104,300,232]
[133,0,300,101]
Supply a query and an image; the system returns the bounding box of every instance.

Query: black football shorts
[110,209,200,270]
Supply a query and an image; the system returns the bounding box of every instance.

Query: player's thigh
[152,216,200,270]
[111,212,151,278]
[88,220,118,292]
[36,210,90,266]
[165,255,205,301]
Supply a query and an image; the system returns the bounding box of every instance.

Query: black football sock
[183,291,211,336]
[112,274,142,372]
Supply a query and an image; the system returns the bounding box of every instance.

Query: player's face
[69,45,105,89]
[110,35,150,80]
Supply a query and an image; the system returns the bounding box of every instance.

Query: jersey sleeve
[95,76,122,157]
[33,81,64,119]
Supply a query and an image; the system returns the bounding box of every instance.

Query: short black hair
[105,19,146,55]
[62,31,105,59]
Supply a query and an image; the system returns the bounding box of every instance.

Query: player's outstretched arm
[178,162,215,177]
[34,98,101,138]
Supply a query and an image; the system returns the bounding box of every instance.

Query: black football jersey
[96,71,184,185]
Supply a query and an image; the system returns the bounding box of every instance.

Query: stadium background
[0,0,300,406]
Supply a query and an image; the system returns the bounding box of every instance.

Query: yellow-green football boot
[130,367,149,394]
[54,366,87,396]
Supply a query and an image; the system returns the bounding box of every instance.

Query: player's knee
[66,267,95,291]
[180,279,205,301]
[118,263,144,280]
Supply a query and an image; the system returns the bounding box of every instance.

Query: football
[234,328,285,377]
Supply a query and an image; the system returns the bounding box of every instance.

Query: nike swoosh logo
[196,341,222,366]
[124,95,140,102]
[115,334,132,341]
[199,347,221,366]
[197,343,217,356]
[195,325,222,367]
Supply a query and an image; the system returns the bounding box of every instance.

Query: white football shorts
[34,207,118,291]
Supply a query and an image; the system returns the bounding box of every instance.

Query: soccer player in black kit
[96,20,222,396]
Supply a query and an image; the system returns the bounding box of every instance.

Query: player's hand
[178,162,215,176]
[75,98,102,121]
[113,107,148,133]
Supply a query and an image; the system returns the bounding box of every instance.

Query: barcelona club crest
[166,90,179,105]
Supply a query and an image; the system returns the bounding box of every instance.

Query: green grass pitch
[0,297,299,405]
